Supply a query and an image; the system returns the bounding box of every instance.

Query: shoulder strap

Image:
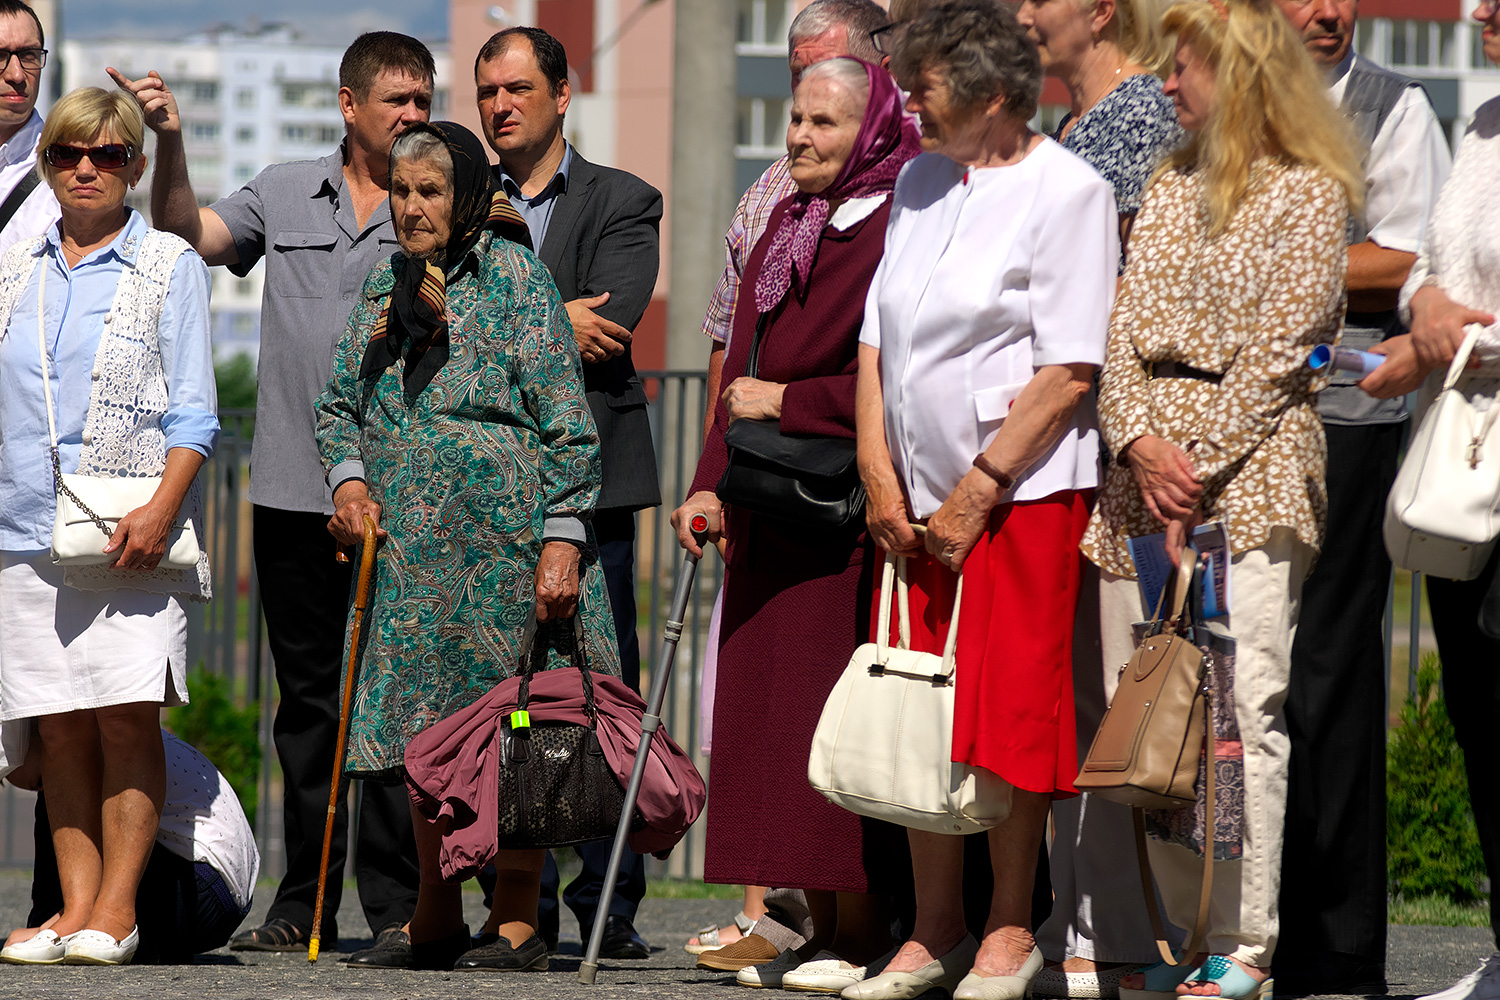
[0,168,39,235]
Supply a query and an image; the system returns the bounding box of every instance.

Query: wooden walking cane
[308,514,378,962]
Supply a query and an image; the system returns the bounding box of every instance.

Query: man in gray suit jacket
[474,25,661,964]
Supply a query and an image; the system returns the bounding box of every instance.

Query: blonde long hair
[1103,0,1174,77]
[1160,0,1363,234]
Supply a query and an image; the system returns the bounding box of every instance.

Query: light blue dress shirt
[496,142,572,251]
[0,209,219,554]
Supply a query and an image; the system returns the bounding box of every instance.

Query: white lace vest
[0,230,212,600]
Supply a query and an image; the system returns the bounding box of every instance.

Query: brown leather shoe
[697,933,781,971]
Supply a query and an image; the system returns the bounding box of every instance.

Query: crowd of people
[0,0,1494,999]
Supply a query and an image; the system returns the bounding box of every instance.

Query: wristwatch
[972,454,1014,493]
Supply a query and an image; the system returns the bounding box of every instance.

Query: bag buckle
[1469,435,1484,469]
[868,662,887,677]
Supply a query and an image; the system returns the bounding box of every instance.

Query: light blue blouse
[0,209,219,553]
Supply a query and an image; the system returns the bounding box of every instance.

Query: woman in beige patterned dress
[1078,2,1362,999]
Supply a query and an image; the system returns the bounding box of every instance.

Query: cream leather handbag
[808,551,1011,835]
[1385,327,1500,581]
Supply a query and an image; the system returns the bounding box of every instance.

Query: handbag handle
[874,526,964,679]
[518,616,599,727]
[1444,325,1484,391]
[34,265,114,541]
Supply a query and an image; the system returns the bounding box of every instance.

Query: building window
[187,121,220,143]
[281,83,336,108]
[433,88,449,116]
[235,162,254,183]
[1388,19,1457,69]
[235,278,254,297]
[282,124,312,144]
[189,81,218,103]
[318,125,342,144]
[235,126,255,143]
[735,96,790,156]
[235,88,255,109]
[737,0,792,50]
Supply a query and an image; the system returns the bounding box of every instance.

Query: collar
[498,140,572,202]
[313,139,352,201]
[1325,49,1356,90]
[0,110,42,168]
[42,207,148,267]
[828,193,888,231]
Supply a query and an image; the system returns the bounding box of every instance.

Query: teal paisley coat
[316,231,621,779]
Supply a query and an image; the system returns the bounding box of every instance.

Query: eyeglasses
[870,23,897,55]
[0,48,46,72]
[43,143,136,170]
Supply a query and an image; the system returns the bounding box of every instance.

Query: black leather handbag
[495,620,628,849]
[716,315,866,528]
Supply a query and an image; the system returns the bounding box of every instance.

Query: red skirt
[875,490,1092,797]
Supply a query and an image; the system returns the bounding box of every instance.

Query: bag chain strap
[34,260,113,538]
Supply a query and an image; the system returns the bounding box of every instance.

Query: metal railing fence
[0,372,1435,872]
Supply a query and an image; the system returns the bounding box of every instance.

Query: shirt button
[103,313,113,324]
[90,368,100,380]
[81,432,93,445]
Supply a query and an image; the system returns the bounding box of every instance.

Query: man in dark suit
[472,25,662,964]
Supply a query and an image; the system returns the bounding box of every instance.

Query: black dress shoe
[453,932,550,972]
[1274,953,1387,996]
[592,915,650,960]
[344,925,411,968]
[231,916,334,953]
[411,926,473,971]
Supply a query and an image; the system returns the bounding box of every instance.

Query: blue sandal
[1181,956,1273,1000]
[1119,960,1197,1000]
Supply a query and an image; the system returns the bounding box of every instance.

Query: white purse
[808,551,1011,835]
[1384,327,1500,580]
[38,262,200,570]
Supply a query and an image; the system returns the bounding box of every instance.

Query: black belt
[1146,360,1223,384]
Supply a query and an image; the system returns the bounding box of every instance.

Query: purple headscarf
[753,59,921,314]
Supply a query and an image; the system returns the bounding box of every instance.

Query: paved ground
[0,869,1489,999]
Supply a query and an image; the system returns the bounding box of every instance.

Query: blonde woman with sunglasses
[0,86,216,967]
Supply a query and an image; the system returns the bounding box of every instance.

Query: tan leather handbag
[1074,559,1205,809]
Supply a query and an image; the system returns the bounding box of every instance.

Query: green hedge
[166,667,261,830]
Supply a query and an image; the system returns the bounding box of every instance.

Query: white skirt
[0,553,189,721]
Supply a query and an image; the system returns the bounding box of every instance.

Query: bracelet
[972,454,1014,492]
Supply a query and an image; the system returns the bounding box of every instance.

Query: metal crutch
[579,513,710,984]
[308,514,378,962]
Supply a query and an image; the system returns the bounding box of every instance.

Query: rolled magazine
[1308,344,1385,377]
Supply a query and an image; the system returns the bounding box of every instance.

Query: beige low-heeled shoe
[841,934,979,1000]
[953,945,1045,1000]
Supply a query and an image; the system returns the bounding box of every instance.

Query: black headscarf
[358,120,532,398]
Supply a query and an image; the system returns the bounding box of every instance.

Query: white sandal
[685,911,756,955]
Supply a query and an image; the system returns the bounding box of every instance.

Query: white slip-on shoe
[953,945,1045,1000]
[783,950,879,994]
[1419,955,1500,1000]
[1,929,70,965]
[738,949,805,989]
[1032,963,1131,999]
[63,925,140,966]
[843,935,979,1000]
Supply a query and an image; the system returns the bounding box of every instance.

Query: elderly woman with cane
[0,86,217,966]
[315,120,618,973]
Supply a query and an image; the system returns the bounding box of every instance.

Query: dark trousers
[29,795,247,963]
[254,505,418,937]
[1429,553,1500,947]
[1277,422,1402,979]
[538,507,646,933]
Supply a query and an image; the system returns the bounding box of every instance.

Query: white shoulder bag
[1385,327,1500,580]
[808,548,1011,835]
[39,262,200,569]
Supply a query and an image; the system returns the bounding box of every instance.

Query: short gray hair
[788,0,888,64]
[798,57,872,115]
[390,128,454,187]
[893,1,1042,122]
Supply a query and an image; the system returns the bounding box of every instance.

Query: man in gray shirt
[112,31,445,960]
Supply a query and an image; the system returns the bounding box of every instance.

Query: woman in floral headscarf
[671,57,921,989]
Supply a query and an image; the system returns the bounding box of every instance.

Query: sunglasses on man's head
[43,143,135,170]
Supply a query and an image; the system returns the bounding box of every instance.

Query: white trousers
[1100,528,1309,968]
[1038,561,1166,964]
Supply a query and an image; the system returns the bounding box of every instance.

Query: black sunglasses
[43,143,135,170]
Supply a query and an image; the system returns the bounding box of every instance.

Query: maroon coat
[688,197,904,893]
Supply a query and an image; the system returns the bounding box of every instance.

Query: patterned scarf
[358,121,531,398]
[753,60,922,314]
